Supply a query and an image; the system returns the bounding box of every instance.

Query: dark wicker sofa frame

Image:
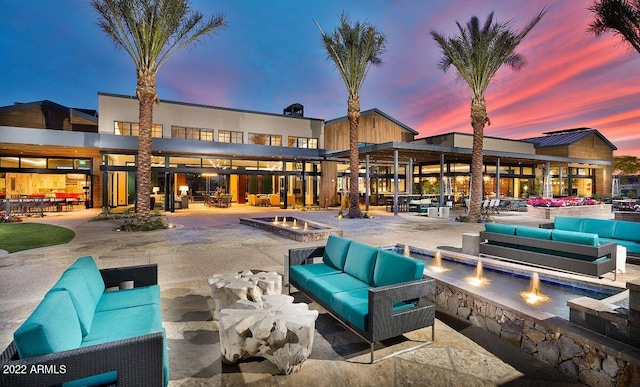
[0,264,165,387]
[287,246,436,363]
[478,231,617,280]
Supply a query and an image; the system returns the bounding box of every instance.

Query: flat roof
[327,141,612,166]
[98,92,325,123]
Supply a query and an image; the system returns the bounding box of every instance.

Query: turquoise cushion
[14,291,82,358]
[551,229,599,246]
[343,241,378,285]
[373,250,424,287]
[49,268,98,336]
[582,219,616,239]
[331,288,417,332]
[289,263,342,291]
[323,235,351,270]
[95,285,160,313]
[601,238,640,254]
[331,288,370,331]
[307,273,370,306]
[66,256,105,306]
[613,220,640,242]
[554,216,585,232]
[81,304,163,346]
[485,223,516,235]
[515,226,551,240]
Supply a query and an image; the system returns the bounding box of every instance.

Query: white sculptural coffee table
[208,270,282,320]
[219,294,319,374]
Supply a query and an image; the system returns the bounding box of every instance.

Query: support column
[496,158,501,199]
[394,150,399,216]
[439,153,445,206]
[559,167,563,197]
[365,155,370,212]
[283,162,288,208]
[408,158,413,195]
[302,161,306,207]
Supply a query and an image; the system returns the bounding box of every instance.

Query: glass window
[420,165,442,174]
[115,121,161,138]
[288,136,318,149]
[48,159,74,169]
[106,154,135,166]
[169,157,201,167]
[250,133,282,146]
[172,126,186,139]
[202,158,230,169]
[451,163,470,173]
[522,167,533,175]
[20,158,47,168]
[186,128,200,140]
[0,157,19,168]
[74,159,92,170]
[150,156,165,167]
[219,130,243,143]
[230,131,243,143]
[200,129,214,142]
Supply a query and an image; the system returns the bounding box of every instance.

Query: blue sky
[1,1,638,155]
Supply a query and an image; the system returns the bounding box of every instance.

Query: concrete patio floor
[1,204,637,386]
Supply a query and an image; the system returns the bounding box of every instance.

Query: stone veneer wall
[431,281,640,386]
[527,204,612,220]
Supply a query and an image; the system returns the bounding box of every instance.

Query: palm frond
[431,9,545,99]
[92,0,225,73]
[589,0,640,54]
[315,12,386,95]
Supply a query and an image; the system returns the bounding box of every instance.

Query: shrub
[117,217,167,232]
[0,213,22,223]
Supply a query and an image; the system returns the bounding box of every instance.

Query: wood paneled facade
[0,100,97,132]
[324,109,416,151]
[530,131,615,196]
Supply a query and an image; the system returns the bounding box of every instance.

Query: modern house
[0,94,616,211]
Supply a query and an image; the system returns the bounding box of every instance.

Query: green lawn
[0,223,76,253]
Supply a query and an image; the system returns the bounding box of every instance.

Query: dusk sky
[1,0,638,155]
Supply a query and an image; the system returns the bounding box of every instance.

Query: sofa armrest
[100,264,158,288]
[368,278,436,342]
[287,246,325,267]
[1,332,165,387]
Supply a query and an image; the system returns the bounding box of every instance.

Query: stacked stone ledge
[431,282,640,386]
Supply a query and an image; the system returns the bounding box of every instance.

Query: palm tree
[93,0,225,223]
[315,13,386,218]
[431,10,545,222]
[589,0,640,54]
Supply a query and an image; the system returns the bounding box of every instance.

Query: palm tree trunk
[468,97,488,222]
[135,71,157,224]
[347,94,362,218]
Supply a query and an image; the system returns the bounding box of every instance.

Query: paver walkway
[3,205,631,385]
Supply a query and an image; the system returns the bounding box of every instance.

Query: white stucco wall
[97,93,324,148]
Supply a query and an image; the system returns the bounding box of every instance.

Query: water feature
[519,272,549,306]
[387,245,623,320]
[239,216,343,242]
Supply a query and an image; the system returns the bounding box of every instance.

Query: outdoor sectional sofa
[0,256,168,387]
[479,222,617,279]
[287,235,435,363]
[540,216,640,257]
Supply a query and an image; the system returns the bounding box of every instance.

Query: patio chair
[491,199,501,214]
[481,199,490,214]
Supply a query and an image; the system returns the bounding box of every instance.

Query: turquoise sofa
[288,236,435,363]
[0,257,168,387]
[542,216,640,256]
[479,222,617,279]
